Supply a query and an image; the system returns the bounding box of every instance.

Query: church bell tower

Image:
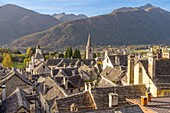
[86,34,93,59]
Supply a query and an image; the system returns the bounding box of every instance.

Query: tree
[2,53,13,68]
[24,58,31,66]
[26,47,31,58]
[58,52,64,58]
[64,47,73,58]
[93,53,97,58]
[73,49,81,59]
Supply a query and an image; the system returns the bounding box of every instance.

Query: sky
[0,0,170,16]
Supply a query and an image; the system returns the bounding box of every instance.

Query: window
[139,67,142,73]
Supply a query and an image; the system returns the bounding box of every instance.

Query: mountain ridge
[52,12,87,22]
[11,4,170,48]
[0,4,61,45]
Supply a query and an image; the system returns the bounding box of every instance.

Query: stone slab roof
[91,85,146,109]
[134,97,170,113]
[46,59,62,66]
[38,77,68,108]
[0,69,32,86]
[34,52,44,59]
[55,91,95,113]
[100,67,127,84]
[108,55,127,66]
[1,87,30,113]
[86,105,143,113]
[67,75,84,88]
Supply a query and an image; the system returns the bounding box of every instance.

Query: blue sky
[0,0,170,16]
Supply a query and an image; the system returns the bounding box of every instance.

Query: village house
[26,45,45,73]
[0,87,41,113]
[37,76,68,113]
[98,66,127,87]
[127,46,170,97]
[0,68,32,97]
[102,50,127,70]
[50,84,146,113]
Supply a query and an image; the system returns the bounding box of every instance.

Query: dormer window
[70,103,78,112]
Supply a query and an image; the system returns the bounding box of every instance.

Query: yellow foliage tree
[2,53,13,68]
[26,47,31,58]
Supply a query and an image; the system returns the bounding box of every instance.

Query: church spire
[86,34,91,47]
[86,34,93,59]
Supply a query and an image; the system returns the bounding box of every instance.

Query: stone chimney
[72,70,76,76]
[109,93,118,108]
[2,85,6,101]
[148,55,156,79]
[51,68,54,77]
[64,63,67,68]
[43,82,46,94]
[127,54,135,85]
[69,63,72,67]
[81,62,84,66]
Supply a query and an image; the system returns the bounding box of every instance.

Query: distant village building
[26,45,45,73]
[102,53,127,70]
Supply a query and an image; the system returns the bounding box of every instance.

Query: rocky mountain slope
[11,4,170,48]
[0,4,61,44]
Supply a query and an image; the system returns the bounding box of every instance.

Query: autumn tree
[26,47,31,58]
[2,53,13,68]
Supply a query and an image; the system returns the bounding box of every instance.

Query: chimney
[141,96,147,106]
[43,82,46,94]
[69,63,72,67]
[81,62,84,66]
[63,77,68,90]
[64,63,67,68]
[148,55,156,79]
[51,68,54,77]
[84,83,91,91]
[2,85,6,101]
[127,54,135,85]
[72,70,76,76]
[146,91,152,102]
[109,93,118,108]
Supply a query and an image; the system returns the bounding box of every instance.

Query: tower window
[89,48,91,52]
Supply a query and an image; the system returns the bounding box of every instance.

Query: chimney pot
[141,96,147,106]
[2,85,6,101]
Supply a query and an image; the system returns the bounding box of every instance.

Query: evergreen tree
[77,50,81,59]
[69,47,73,58]
[93,53,97,58]
[64,47,73,58]
[73,49,81,59]
[58,52,64,58]
[2,53,13,68]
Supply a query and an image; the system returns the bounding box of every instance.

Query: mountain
[52,12,87,22]
[0,4,61,45]
[11,4,170,48]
